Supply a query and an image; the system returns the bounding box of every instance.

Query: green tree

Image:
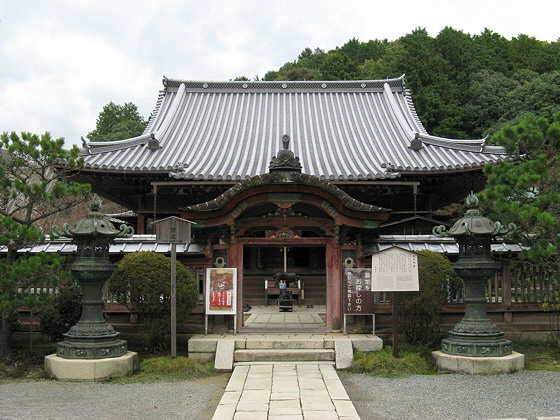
[472,29,512,75]
[109,251,198,350]
[0,132,90,356]
[491,71,560,132]
[87,102,147,142]
[482,114,560,343]
[463,69,520,137]
[39,278,82,342]
[320,52,358,80]
[283,67,322,81]
[482,113,560,263]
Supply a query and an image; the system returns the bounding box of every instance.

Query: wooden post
[326,242,342,331]
[502,263,513,324]
[392,291,399,359]
[229,242,243,332]
[137,213,145,235]
[171,242,177,358]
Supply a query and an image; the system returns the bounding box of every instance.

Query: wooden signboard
[153,216,193,243]
[371,246,419,292]
[343,268,375,314]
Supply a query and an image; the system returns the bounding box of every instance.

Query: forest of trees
[248,27,560,141]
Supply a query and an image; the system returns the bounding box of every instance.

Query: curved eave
[80,76,509,180]
[181,172,389,217]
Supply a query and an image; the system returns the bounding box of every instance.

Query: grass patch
[349,343,435,377]
[110,356,224,383]
[513,340,560,371]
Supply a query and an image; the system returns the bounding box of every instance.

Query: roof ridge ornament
[147,133,161,150]
[410,132,423,151]
[269,134,302,173]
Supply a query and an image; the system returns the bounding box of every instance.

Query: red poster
[206,268,236,314]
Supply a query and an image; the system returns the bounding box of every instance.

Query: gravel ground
[0,375,228,420]
[1,370,559,419]
[339,370,560,420]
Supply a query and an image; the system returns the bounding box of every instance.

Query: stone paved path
[212,362,360,419]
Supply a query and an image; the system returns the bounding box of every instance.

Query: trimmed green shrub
[398,250,462,346]
[39,279,82,342]
[350,346,433,377]
[109,251,198,351]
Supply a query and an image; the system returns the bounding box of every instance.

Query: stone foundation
[44,352,138,381]
[432,350,524,375]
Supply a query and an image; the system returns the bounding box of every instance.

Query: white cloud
[0,0,558,147]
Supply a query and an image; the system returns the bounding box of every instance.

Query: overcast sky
[1,0,559,148]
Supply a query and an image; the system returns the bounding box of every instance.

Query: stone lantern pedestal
[432,193,524,374]
[44,195,138,381]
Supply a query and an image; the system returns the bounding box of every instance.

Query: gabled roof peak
[161,75,406,92]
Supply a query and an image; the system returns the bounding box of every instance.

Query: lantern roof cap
[433,192,516,238]
[51,194,134,240]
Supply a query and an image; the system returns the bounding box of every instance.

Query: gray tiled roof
[81,76,508,181]
[367,234,525,255]
[3,234,523,256]
[0,235,205,255]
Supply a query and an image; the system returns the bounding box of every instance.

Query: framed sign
[343,268,375,314]
[205,268,237,315]
[371,246,419,292]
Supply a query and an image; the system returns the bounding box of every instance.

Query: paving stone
[269,407,304,416]
[219,391,242,405]
[233,411,268,420]
[226,379,247,392]
[299,389,330,400]
[212,403,236,420]
[333,399,360,417]
[230,366,249,380]
[301,410,339,420]
[243,380,272,390]
[239,389,271,402]
[249,364,273,374]
[299,379,327,390]
[272,385,300,393]
[301,400,335,411]
[235,401,269,412]
[324,379,350,400]
[269,415,303,420]
[271,392,300,400]
[319,364,339,380]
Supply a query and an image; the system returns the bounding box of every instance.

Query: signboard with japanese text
[205,268,237,315]
[371,247,419,292]
[343,268,375,314]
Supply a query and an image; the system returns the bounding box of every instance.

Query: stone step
[234,348,335,362]
[239,338,332,350]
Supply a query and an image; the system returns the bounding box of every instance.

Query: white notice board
[371,246,419,292]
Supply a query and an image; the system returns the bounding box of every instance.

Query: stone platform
[44,352,138,381]
[432,350,525,375]
[189,333,383,370]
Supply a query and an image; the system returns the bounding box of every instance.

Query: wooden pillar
[229,241,243,331]
[326,241,342,331]
[502,262,513,324]
[136,214,145,235]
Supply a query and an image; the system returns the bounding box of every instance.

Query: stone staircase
[234,335,335,363]
[188,333,383,370]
